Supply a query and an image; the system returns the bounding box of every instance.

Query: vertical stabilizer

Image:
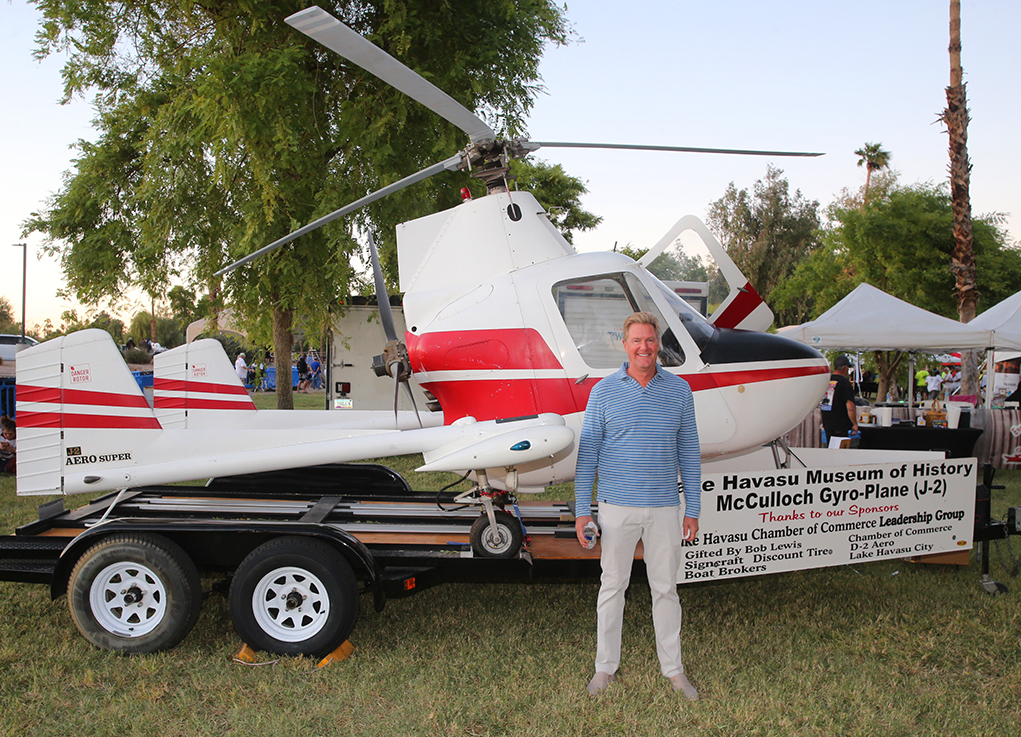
[154,340,256,428]
[15,329,161,495]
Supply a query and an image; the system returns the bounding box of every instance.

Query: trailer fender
[50,520,387,612]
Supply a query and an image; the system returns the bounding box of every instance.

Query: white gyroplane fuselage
[15,190,829,497]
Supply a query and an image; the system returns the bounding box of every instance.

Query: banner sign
[678,458,975,583]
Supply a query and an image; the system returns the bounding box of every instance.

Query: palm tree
[854,142,891,206]
[941,0,979,396]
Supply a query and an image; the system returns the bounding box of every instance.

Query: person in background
[309,353,322,390]
[0,416,16,474]
[821,355,858,443]
[915,366,929,401]
[235,352,248,384]
[296,352,310,393]
[574,311,701,700]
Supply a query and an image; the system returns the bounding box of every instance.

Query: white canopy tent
[969,290,1021,407]
[778,283,995,351]
[779,283,998,413]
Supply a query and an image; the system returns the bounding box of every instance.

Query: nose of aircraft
[699,327,826,366]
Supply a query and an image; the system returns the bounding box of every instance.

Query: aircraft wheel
[229,536,359,657]
[470,510,523,559]
[67,534,202,654]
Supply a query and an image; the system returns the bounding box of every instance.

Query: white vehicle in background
[0,334,38,363]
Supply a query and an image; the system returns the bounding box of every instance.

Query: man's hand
[683,516,699,542]
[575,515,596,547]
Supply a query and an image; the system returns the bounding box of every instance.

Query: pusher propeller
[366,231,422,427]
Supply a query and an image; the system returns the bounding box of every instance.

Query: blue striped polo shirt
[574,362,701,519]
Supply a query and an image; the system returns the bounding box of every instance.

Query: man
[309,354,322,390]
[820,355,858,442]
[296,352,310,393]
[574,311,701,700]
[235,352,248,384]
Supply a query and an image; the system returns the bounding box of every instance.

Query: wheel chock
[234,643,259,663]
[316,640,354,668]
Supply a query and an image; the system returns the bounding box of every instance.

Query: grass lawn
[0,407,1018,735]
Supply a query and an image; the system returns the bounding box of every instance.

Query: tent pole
[986,349,995,409]
[908,354,914,415]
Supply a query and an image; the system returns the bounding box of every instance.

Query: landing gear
[454,470,527,559]
[67,534,202,654]
[470,510,523,559]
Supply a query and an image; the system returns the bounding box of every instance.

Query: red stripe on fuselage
[422,364,829,423]
[407,328,563,372]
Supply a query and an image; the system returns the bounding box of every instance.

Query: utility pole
[12,243,26,338]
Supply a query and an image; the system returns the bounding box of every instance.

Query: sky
[2,0,1020,329]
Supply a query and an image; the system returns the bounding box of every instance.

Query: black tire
[67,533,202,654]
[469,510,523,559]
[228,536,360,657]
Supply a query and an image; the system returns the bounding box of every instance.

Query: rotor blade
[367,231,398,343]
[287,6,496,144]
[531,141,824,157]
[215,153,462,276]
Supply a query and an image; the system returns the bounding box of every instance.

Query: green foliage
[772,180,1021,323]
[509,157,601,244]
[122,347,152,364]
[27,0,569,406]
[706,165,821,326]
[0,296,16,333]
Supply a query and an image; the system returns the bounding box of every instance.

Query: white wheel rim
[482,524,513,555]
[89,561,168,637]
[251,566,331,643]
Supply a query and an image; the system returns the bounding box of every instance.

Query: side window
[551,274,684,368]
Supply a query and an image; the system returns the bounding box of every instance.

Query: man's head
[833,355,851,375]
[622,312,660,372]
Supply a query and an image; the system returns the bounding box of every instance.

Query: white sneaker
[669,673,698,701]
[586,671,614,696]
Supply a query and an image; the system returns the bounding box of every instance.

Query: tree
[27,1,569,408]
[771,180,1021,399]
[510,158,602,244]
[941,0,979,396]
[854,142,891,206]
[0,297,16,333]
[706,165,821,326]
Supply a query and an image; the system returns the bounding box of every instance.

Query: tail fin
[15,329,161,496]
[154,339,256,429]
[640,215,774,332]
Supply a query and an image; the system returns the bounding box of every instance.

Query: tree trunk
[944,0,980,396]
[273,305,294,410]
[874,350,905,402]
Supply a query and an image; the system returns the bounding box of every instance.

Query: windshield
[551,272,686,368]
[649,277,716,350]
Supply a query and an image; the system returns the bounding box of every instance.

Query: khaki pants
[594,503,685,678]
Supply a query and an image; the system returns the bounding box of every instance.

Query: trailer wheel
[67,534,202,654]
[470,510,523,559]
[229,536,359,657]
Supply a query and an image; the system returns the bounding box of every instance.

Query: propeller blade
[531,141,824,158]
[402,381,423,428]
[215,153,462,276]
[392,370,400,428]
[367,231,398,343]
[287,6,496,144]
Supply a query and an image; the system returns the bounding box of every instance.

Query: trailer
[1,451,1015,658]
[0,462,601,657]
